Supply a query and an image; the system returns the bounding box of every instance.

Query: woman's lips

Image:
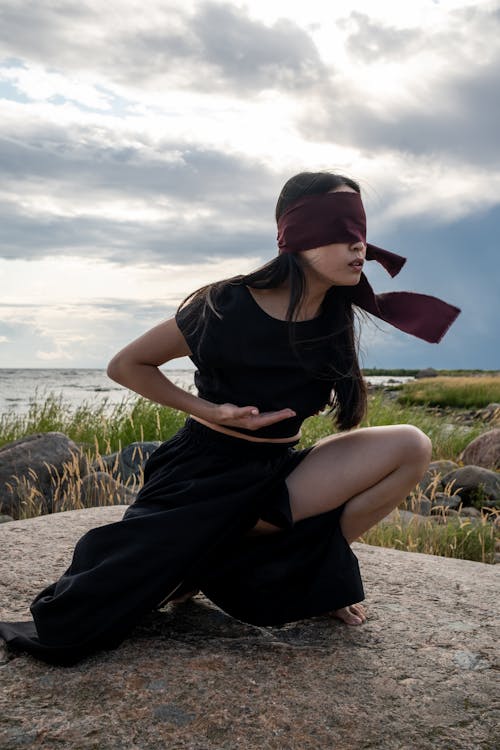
[349,260,364,271]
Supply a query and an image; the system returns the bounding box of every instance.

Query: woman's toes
[331,604,366,625]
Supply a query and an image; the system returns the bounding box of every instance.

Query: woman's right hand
[212,403,296,431]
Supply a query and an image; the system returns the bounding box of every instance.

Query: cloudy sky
[0,0,498,371]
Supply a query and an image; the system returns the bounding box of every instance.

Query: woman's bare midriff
[190,415,301,444]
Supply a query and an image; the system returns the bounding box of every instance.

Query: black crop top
[175,283,337,439]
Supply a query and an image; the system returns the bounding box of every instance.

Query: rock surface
[0,507,498,750]
[459,428,500,470]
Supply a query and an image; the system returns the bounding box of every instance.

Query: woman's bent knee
[397,425,432,471]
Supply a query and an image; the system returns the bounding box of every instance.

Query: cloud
[0,299,183,367]
[0,1,325,96]
[298,5,500,165]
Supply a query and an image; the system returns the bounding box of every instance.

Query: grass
[359,511,496,564]
[299,391,484,460]
[0,392,186,454]
[397,376,500,409]
[1,388,498,563]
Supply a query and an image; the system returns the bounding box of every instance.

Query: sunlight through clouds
[0,0,498,367]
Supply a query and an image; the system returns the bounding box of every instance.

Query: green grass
[1,390,497,563]
[359,512,496,565]
[397,376,500,409]
[298,392,485,460]
[0,393,185,454]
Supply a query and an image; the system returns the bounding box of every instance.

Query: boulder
[442,466,500,508]
[94,441,161,486]
[478,403,500,426]
[417,460,459,495]
[459,428,500,470]
[402,495,432,515]
[431,492,463,511]
[378,508,430,526]
[0,432,82,518]
[0,507,497,749]
[458,507,481,518]
[80,472,137,507]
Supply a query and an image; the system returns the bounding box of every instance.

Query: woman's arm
[107,318,295,430]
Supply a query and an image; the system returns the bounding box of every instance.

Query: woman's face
[299,185,366,288]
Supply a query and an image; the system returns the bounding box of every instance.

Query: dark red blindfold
[277,192,460,343]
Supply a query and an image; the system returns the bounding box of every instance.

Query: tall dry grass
[1,389,498,563]
[397,376,500,409]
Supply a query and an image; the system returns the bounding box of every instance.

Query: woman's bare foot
[331,602,367,625]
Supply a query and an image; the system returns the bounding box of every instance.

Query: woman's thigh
[286,424,431,523]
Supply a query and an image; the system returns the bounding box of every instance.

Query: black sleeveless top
[175,283,337,439]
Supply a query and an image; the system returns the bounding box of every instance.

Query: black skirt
[0,418,364,664]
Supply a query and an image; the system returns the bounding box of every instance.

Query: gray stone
[431,492,463,510]
[402,495,432,515]
[0,432,82,518]
[378,508,431,526]
[459,428,500,470]
[80,472,137,507]
[442,465,500,508]
[0,514,13,523]
[417,460,459,495]
[458,507,481,518]
[0,507,498,749]
[94,441,161,486]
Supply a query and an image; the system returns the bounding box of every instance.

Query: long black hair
[177,171,367,429]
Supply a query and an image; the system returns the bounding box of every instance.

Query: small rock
[442,466,500,509]
[431,492,462,511]
[402,495,432,515]
[459,428,500,470]
[0,514,13,523]
[458,507,481,518]
[379,509,430,526]
[430,506,460,517]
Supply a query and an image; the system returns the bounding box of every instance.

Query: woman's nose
[351,241,366,254]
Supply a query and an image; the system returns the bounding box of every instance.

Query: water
[0,369,415,416]
[0,369,197,416]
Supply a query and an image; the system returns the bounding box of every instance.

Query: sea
[0,369,415,417]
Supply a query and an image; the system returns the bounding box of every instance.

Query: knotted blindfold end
[276,191,460,343]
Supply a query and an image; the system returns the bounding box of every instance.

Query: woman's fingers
[216,404,296,429]
[250,409,296,427]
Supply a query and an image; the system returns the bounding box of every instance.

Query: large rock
[0,508,498,749]
[0,432,82,518]
[80,472,137,507]
[417,460,459,495]
[459,428,500,470]
[94,441,161,486]
[442,466,500,508]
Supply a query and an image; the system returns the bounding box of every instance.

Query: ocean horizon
[0,367,417,416]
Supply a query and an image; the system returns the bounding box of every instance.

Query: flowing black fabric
[0,419,364,665]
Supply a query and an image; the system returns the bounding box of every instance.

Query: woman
[0,172,460,664]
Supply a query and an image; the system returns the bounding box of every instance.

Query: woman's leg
[252,424,432,624]
[287,424,432,540]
